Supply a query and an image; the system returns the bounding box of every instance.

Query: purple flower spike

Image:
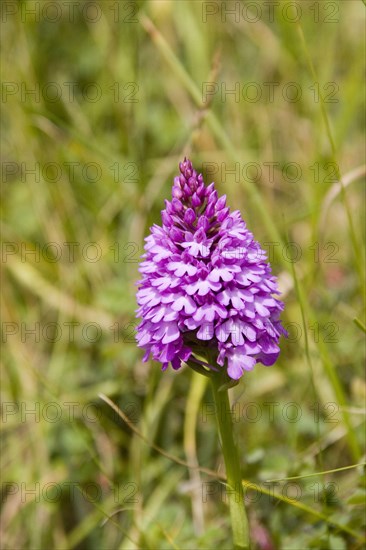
[136,158,287,380]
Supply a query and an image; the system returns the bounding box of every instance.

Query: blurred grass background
[1,1,366,548]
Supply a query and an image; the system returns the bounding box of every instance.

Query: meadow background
[1,1,365,548]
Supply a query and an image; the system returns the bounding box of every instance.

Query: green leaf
[346,490,366,505]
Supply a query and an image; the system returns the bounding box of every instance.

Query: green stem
[211,377,250,550]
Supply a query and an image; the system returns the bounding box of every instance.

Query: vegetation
[1,1,365,548]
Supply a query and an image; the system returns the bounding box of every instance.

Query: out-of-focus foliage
[1,1,365,549]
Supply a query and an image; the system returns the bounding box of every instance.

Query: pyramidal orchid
[135,158,287,549]
[136,157,286,381]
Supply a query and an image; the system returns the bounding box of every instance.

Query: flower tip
[216,194,227,210]
[184,208,196,224]
[205,182,215,196]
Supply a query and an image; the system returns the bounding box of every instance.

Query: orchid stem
[211,376,250,550]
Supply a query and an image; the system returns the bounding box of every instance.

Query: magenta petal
[172,295,197,314]
[227,353,256,379]
[227,358,243,380]
[241,322,257,342]
[171,356,182,370]
[197,322,214,340]
[255,302,270,316]
[162,323,180,344]
[183,299,196,314]
[171,296,186,312]
[258,352,279,366]
[216,321,231,343]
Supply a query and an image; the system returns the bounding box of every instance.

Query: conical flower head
[136,158,286,380]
